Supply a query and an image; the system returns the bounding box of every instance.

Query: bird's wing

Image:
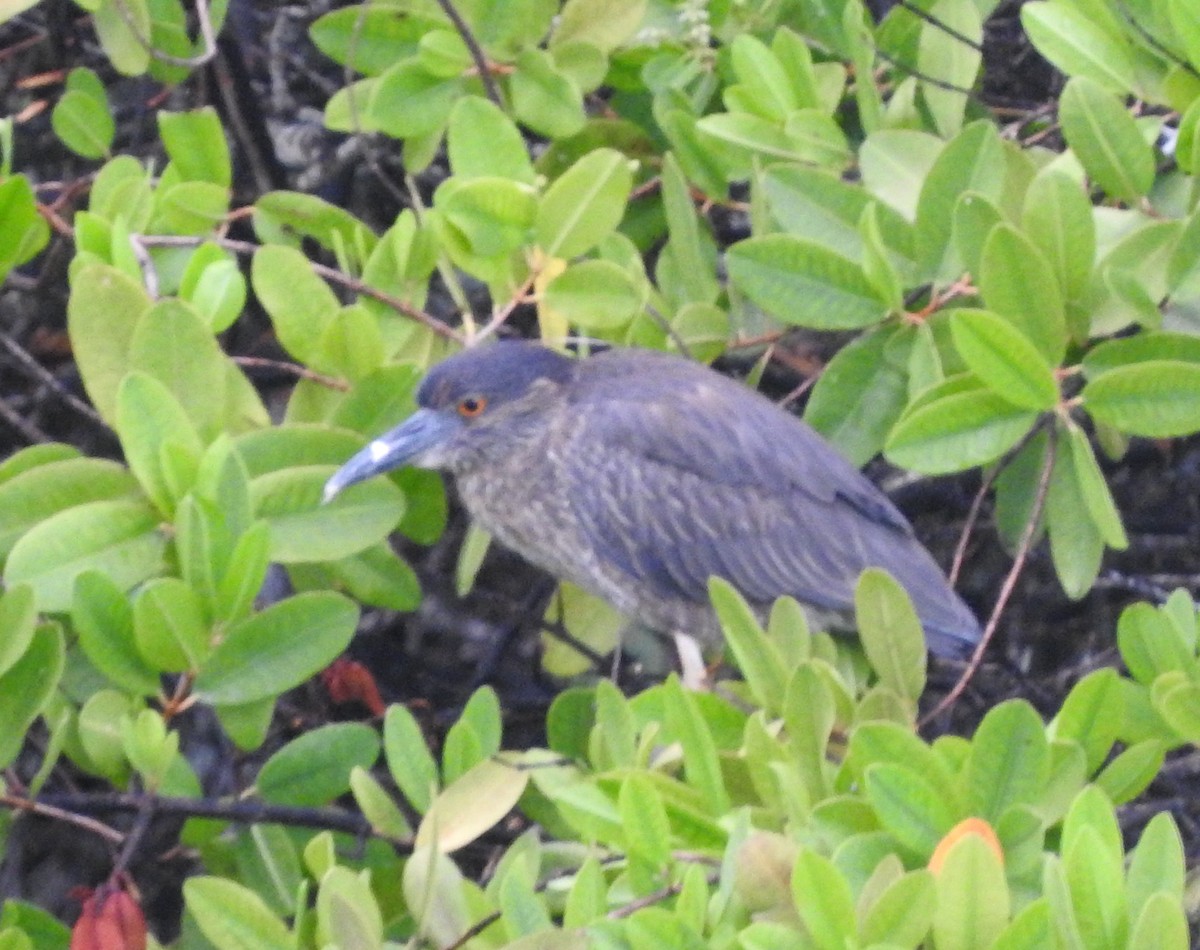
[562,355,977,645]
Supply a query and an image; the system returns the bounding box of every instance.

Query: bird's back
[555,349,979,657]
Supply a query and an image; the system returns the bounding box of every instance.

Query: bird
[323,341,981,659]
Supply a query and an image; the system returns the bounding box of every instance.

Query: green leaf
[250,466,405,563]
[965,700,1049,821]
[258,723,380,806]
[950,309,1059,410]
[1063,817,1128,948]
[865,762,956,857]
[859,869,936,947]
[416,757,531,853]
[315,865,383,950]
[1050,667,1122,774]
[536,148,633,259]
[5,499,167,613]
[1062,426,1127,549]
[1116,602,1193,685]
[351,765,413,839]
[129,297,229,440]
[159,108,231,186]
[1128,891,1189,950]
[1046,432,1105,599]
[542,259,643,330]
[805,326,908,465]
[1022,168,1095,311]
[0,175,49,282]
[915,120,1005,278]
[67,264,152,425]
[932,833,1009,949]
[790,849,856,950]
[619,773,672,867]
[254,191,378,262]
[73,570,161,694]
[115,372,204,514]
[437,176,537,257]
[1082,360,1200,437]
[952,191,1003,278]
[133,577,210,672]
[1127,811,1185,920]
[861,129,944,221]
[251,244,341,367]
[763,164,916,277]
[858,202,903,311]
[709,578,788,716]
[51,67,113,159]
[917,0,981,138]
[0,625,64,768]
[511,48,586,139]
[315,541,422,612]
[783,663,835,804]
[0,456,138,559]
[184,877,293,950]
[181,251,247,333]
[663,674,731,815]
[854,568,926,705]
[0,584,35,680]
[885,379,1038,475]
[447,97,535,184]
[978,224,1068,365]
[553,0,646,53]
[728,234,887,329]
[1095,739,1164,804]
[369,61,461,138]
[402,846,473,947]
[385,703,439,813]
[1058,76,1155,202]
[193,591,358,705]
[1020,2,1137,96]
[152,180,230,234]
[727,34,798,120]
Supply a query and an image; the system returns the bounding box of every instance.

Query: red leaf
[322,656,386,716]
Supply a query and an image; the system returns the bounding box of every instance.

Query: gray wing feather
[563,351,979,647]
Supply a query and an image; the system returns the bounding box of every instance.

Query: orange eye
[457,396,487,418]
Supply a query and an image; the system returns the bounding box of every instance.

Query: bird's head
[323,341,575,501]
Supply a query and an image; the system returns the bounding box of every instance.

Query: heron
[323,341,980,659]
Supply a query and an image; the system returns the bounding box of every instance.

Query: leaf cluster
[0,0,1197,946]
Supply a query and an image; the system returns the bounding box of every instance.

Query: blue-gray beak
[323,408,460,503]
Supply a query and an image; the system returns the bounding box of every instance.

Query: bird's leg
[673,631,709,690]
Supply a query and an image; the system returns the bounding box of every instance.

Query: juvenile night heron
[324,342,981,658]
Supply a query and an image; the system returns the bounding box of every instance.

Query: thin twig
[1,793,125,844]
[893,0,983,51]
[233,356,349,390]
[432,0,503,107]
[949,416,1053,585]
[29,791,401,844]
[109,0,217,68]
[135,234,463,342]
[0,328,109,428]
[921,422,1059,726]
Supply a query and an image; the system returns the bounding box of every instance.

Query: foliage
[0,0,1196,945]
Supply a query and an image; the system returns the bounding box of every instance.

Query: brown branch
[1,793,125,845]
[921,422,1060,726]
[233,356,350,391]
[949,415,1053,585]
[29,791,406,845]
[136,234,463,343]
[432,0,503,107]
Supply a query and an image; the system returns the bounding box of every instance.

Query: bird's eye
[457,396,487,418]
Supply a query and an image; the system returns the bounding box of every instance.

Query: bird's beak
[323,408,459,503]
